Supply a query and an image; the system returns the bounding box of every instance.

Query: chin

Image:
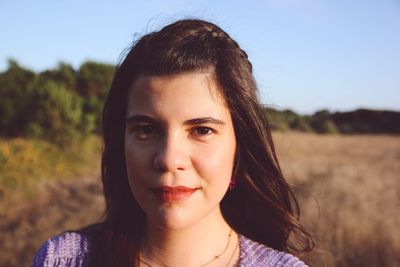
[149,207,201,231]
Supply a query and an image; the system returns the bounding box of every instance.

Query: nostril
[153,153,167,171]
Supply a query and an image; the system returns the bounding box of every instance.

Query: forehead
[126,72,229,117]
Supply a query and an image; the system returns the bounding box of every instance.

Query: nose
[153,132,191,172]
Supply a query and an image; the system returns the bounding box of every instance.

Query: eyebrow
[126,115,225,126]
[184,117,225,126]
[126,115,157,124]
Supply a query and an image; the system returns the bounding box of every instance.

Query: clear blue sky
[1,0,399,114]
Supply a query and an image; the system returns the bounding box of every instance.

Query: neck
[141,209,239,267]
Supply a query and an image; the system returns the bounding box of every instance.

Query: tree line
[265,108,400,134]
[1,59,398,146]
[0,59,114,145]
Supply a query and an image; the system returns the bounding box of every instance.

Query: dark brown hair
[83,18,314,266]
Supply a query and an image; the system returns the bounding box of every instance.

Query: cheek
[124,141,153,189]
[125,137,153,168]
[125,144,140,173]
[194,139,236,187]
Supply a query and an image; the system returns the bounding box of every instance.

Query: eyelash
[129,125,159,140]
[128,125,216,140]
[191,126,215,136]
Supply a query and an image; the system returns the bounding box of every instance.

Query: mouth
[151,186,199,202]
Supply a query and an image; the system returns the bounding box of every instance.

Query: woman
[31,19,314,267]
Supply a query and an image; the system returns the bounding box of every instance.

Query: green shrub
[310,110,338,134]
[0,60,36,136]
[27,80,93,146]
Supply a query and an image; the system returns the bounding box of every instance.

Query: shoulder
[239,235,308,267]
[30,231,90,267]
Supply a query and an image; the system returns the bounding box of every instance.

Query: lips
[152,186,198,202]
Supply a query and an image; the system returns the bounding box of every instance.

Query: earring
[229,178,237,190]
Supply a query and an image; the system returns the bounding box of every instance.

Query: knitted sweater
[31,232,308,267]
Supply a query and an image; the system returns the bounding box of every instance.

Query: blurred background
[0,0,399,266]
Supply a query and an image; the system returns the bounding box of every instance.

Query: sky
[1,0,399,114]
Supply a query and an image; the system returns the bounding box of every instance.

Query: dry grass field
[273,132,400,266]
[1,132,399,267]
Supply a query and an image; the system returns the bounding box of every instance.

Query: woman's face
[124,72,236,230]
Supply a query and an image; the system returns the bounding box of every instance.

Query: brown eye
[192,127,214,136]
[140,125,157,134]
[130,125,159,141]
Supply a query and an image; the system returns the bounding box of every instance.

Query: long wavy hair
[82,18,314,267]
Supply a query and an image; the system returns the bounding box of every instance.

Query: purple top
[31,232,308,267]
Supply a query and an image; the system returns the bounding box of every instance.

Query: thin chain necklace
[225,237,239,267]
[139,229,234,267]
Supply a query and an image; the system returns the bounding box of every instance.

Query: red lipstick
[152,186,198,202]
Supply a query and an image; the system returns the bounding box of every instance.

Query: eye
[191,126,215,137]
[129,125,159,141]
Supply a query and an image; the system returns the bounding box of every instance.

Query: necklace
[139,229,234,267]
[224,237,239,267]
